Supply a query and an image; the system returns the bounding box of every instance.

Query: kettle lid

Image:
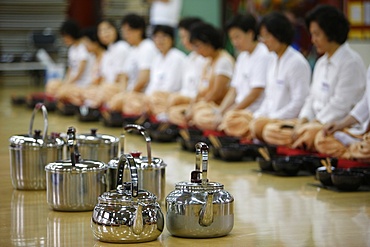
[98,186,157,204]
[9,131,64,147]
[175,181,224,192]
[45,159,107,173]
[76,128,119,144]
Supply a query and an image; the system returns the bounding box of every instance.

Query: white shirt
[122,39,159,91]
[68,42,94,87]
[145,48,186,94]
[299,43,367,124]
[179,51,207,98]
[254,46,311,119]
[231,43,271,112]
[149,0,182,27]
[101,40,131,83]
[349,66,370,135]
[199,50,234,91]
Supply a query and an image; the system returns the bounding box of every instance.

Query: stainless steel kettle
[45,127,107,211]
[91,153,164,243]
[75,128,119,163]
[107,124,166,202]
[9,103,64,190]
[165,142,234,238]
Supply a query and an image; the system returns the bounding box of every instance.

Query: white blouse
[254,46,311,119]
[145,48,186,94]
[299,43,367,124]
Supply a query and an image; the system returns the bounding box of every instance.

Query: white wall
[348,41,370,67]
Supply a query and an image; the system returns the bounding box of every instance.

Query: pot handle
[199,192,214,227]
[193,142,209,185]
[116,154,138,197]
[124,124,152,166]
[28,103,48,144]
[66,126,80,166]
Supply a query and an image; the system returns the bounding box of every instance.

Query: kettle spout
[199,193,214,227]
[132,203,144,235]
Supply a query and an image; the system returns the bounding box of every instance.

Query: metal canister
[75,128,118,163]
[107,124,166,202]
[9,103,64,190]
[165,142,234,238]
[45,127,107,211]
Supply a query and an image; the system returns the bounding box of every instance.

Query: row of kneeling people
[44,5,370,162]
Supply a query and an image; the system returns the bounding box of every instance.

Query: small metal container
[76,128,119,164]
[45,127,107,211]
[166,142,234,238]
[91,154,164,243]
[107,124,166,202]
[9,103,64,190]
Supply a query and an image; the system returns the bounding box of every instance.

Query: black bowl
[303,156,338,175]
[360,168,370,185]
[77,106,100,122]
[272,156,303,176]
[150,124,179,142]
[256,157,274,171]
[218,143,247,161]
[331,169,364,191]
[316,166,336,186]
[242,143,277,161]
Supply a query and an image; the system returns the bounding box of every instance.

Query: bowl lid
[45,159,107,172]
[175,181,224,192]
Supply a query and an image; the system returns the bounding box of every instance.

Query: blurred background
[0,0,369,86]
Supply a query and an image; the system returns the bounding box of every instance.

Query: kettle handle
[194,142,209,185]
[116,154,138,197]
[66,127,80,166]
[28,103,48,144]
[123,124,152,166]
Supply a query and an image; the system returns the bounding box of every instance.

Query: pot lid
[175,181,224,192]
[98,186,157,204]
[76,128,119,145]
[45,159,107,172]
[108,155,166,168]
[9,131,65,147]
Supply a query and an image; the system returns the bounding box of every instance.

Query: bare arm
[65,60,87,84]
[133,69,150,92]
[234,87,264,110]
[203,74,230,103]
[218,87,236,114]
[323,115,359,136]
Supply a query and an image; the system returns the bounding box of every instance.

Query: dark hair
[225,13,258,40]
[98,19,121,43]
[121,13,146,39]
[259,12,294,45]
[60,19,81,39]
[81,27,107,49]
[178,17,203,31]
[190,22,223,50]
[305,4,349,44]
[152,25,175,40]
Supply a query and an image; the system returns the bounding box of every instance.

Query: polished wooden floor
[0,84,370,247]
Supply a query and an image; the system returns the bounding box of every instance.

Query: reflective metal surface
[91,154,164,243]
[1,87,370,246]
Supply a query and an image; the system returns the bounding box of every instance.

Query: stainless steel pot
[9,103,64,190]
[107,124,166,202]
[45,127,107,211]
[166,142,234,238]
[91,154,164,243]
[75,128,119,163]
